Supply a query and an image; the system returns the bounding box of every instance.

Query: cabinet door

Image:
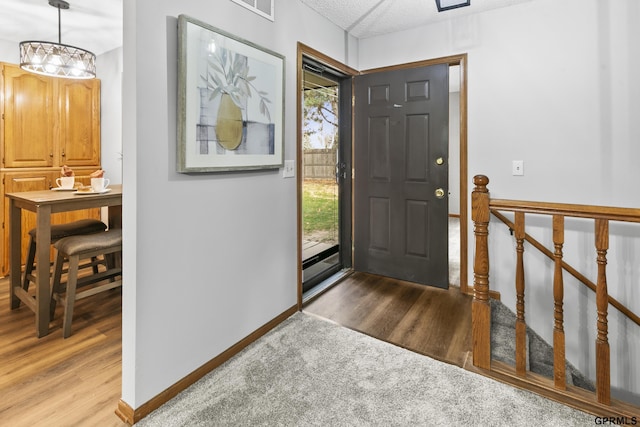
[0,171,51,275]
[59,79,101,167]
[1,64,56,168]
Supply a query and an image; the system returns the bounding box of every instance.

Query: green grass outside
[303,180,339,243]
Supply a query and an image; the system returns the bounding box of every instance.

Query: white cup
[56,176,75,189]
[91,177,110,192]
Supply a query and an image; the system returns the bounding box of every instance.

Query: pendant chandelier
[19,0,96,79]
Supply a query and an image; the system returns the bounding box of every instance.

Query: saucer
[74,188,112,195]
[52,187,77,191]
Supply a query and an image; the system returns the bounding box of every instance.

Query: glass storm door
[301,59,351,293]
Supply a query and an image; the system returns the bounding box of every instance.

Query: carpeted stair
[490,298,595,391]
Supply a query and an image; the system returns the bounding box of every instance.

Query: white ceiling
[0,0,122,56]
[0,0,534,58]
[299,0,534,38]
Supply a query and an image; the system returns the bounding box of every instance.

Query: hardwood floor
[0,269,472,426]
[0,276,126,427]
[304,271,473,368]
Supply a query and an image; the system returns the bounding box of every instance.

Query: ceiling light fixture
[19,0,96,79]
[435,0,471,12]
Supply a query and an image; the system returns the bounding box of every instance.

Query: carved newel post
[472,175,491,369]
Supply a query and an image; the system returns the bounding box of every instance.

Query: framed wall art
[177,15,284,173]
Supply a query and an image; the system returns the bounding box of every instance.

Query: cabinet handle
[50,152,53,158]
[61,149,65,157]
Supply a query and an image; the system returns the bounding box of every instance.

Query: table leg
[107,204,123,269]
[35,206,52,338]
[108,204,122,229]
[9,200,22,309]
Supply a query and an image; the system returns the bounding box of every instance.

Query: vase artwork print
[177,15,284,173]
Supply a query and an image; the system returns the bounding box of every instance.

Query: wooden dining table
[6,185,122,337]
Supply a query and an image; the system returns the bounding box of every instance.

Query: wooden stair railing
[489,210,640,328]
[471,174,640,418]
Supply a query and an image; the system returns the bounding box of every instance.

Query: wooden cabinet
[59,79,101,166]
[2,65,56,168]
[0,63,101,276]
[1,63,100,168]
[1,171,53,276]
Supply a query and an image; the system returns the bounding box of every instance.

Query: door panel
[59,79,101,166]
[354,64,449,288]
[2,64,56,168]
[406,199,428,257]
[369,197,390,251]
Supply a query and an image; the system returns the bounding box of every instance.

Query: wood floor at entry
[305,271,472,367]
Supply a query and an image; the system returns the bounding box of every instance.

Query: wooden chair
[21,219,108,302]
[50,229,122,338]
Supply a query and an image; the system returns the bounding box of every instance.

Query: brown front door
[354,63,449,288]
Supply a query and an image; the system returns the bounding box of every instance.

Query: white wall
[122,0,356,408]
[359,0,640,400]
[448,91,460,215]
[0,39,17,63]
[96,47,123,185]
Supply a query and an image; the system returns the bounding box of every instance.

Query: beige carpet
[137,312,593,426]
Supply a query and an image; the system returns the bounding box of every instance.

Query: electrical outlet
[283,160,295,178]
[512,160,524,176]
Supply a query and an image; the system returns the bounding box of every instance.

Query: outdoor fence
[303,148,337,180]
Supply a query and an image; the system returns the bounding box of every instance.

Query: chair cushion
[28,219,107,240]
[54,229,122,256]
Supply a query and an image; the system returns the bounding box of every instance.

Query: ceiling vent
[436,0,471,12]
[231,0,274,21]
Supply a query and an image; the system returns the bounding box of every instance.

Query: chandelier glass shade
[19,0,96,79]
[20,41,96,79]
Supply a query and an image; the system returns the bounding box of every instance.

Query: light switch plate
[512,160,524,176]
[283,160,295,178]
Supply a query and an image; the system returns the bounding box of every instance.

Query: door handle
[435,188,445,199]
[335,162,347,181]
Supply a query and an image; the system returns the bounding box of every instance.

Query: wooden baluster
[472,175,491,370]
[553,215,566,389]
[595,219,611,404]
[514,212,526,376]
